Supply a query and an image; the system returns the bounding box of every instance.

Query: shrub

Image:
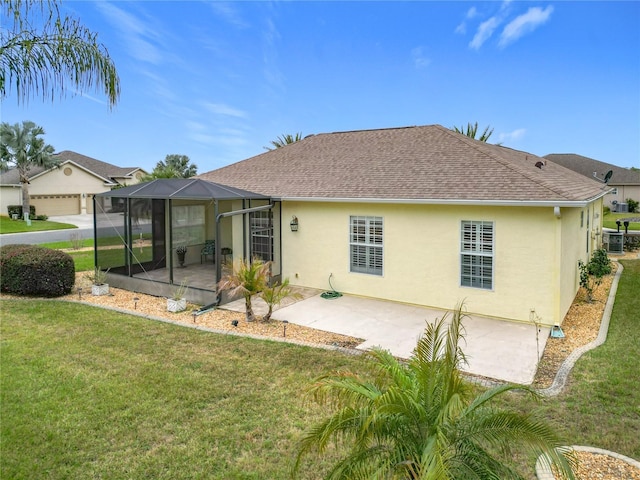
[626,198,639,214]
[0,244,75,296]
[7,205,36,219]
[578,248,612,303]
[34,214,48,221]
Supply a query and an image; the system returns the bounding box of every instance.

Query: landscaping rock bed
[57,272,364,349]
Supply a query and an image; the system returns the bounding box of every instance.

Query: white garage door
[30,195,80,216]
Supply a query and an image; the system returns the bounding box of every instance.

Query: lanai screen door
[250,210,273,262]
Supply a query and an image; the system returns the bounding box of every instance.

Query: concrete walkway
[223,292,549,385]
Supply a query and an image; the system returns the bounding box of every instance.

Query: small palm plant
[293,302,576,479]
[260,278,302,322]
[217,256,270,322]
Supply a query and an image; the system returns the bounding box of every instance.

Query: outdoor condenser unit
[608,232,624,254]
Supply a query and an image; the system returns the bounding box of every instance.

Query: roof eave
[277,190,610,208]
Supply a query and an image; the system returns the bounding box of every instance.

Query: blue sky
[3,1,639,173]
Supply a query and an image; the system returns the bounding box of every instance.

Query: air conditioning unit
[618,202,629,213]
[608,232,624,254]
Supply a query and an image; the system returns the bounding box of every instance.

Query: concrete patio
[222,290,550,385]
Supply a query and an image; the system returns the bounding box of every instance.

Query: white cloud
[95,2,164,64]
[455,6,477,34]
[208,2,249,29]
[204,103,247,118]
[498,128,526,143]
[262,16,285,94]
[499,6,554,48]
[469,16,501,50]
[72,90,108,106]
[411,47,431,69]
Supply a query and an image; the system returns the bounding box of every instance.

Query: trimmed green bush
[0,244,75,296]
[7,205,36,219]
[627,198,639,214]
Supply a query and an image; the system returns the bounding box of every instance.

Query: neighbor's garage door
[30,195,80,216]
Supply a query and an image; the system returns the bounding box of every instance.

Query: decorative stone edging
[535,445,640,479]
[536,261,624,397]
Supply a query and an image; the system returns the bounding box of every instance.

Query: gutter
[275,190,611,208]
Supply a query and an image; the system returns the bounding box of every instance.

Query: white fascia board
[277,190,610,208]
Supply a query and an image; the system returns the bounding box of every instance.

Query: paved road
[0,227,94,247]
[0,214,93,247]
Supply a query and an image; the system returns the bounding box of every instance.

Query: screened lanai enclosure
[93,179,280,305]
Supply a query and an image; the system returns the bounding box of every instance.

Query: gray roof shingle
[544,153,639,185]
[199,125,609,204]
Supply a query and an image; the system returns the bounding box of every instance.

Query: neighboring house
[95,125,609,327]
[0,150,147,216]
[544,153,640,212]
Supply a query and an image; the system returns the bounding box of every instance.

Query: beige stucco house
[545,153,639,212]
[0,150,147,216]
[198,125,610,327]
[94,125,610,327]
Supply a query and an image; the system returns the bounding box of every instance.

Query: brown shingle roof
[199,125,608,203]
[544,153,640,185]
[0,150,146,186]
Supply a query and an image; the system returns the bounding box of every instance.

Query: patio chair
[200,240,215,264]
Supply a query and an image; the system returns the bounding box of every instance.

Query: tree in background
[294,302,576,479]
[142,154,197,181]
[264,133,303,151]
[1,0,120,107]
[0,121,57,217]
[452,122,501,144]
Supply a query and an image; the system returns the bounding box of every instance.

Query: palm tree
[264,133,303,151]
[0,121,57,217]
[1,0,120,107]
[294,302,576,479]
[260,278,302,322]
[452,122,501,144]
[216,257,271,322]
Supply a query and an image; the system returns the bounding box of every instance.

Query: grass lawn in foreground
[0,215,77,234]
[1,260,638,478]
[0,301,362,479]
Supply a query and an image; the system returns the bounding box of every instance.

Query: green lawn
[1,261,639,479]
[0,215,78,234]
[602,211,640,230]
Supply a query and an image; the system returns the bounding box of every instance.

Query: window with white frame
[608,188,618,195]
[350,216,383,275]
[460,220,494,290]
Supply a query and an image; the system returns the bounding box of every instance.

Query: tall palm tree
[294,302,576,479]
[0,121,57,217]
[264,133,303,151]
[1,0,120,107]
[452,122,501,144]
[216,257,271,322]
